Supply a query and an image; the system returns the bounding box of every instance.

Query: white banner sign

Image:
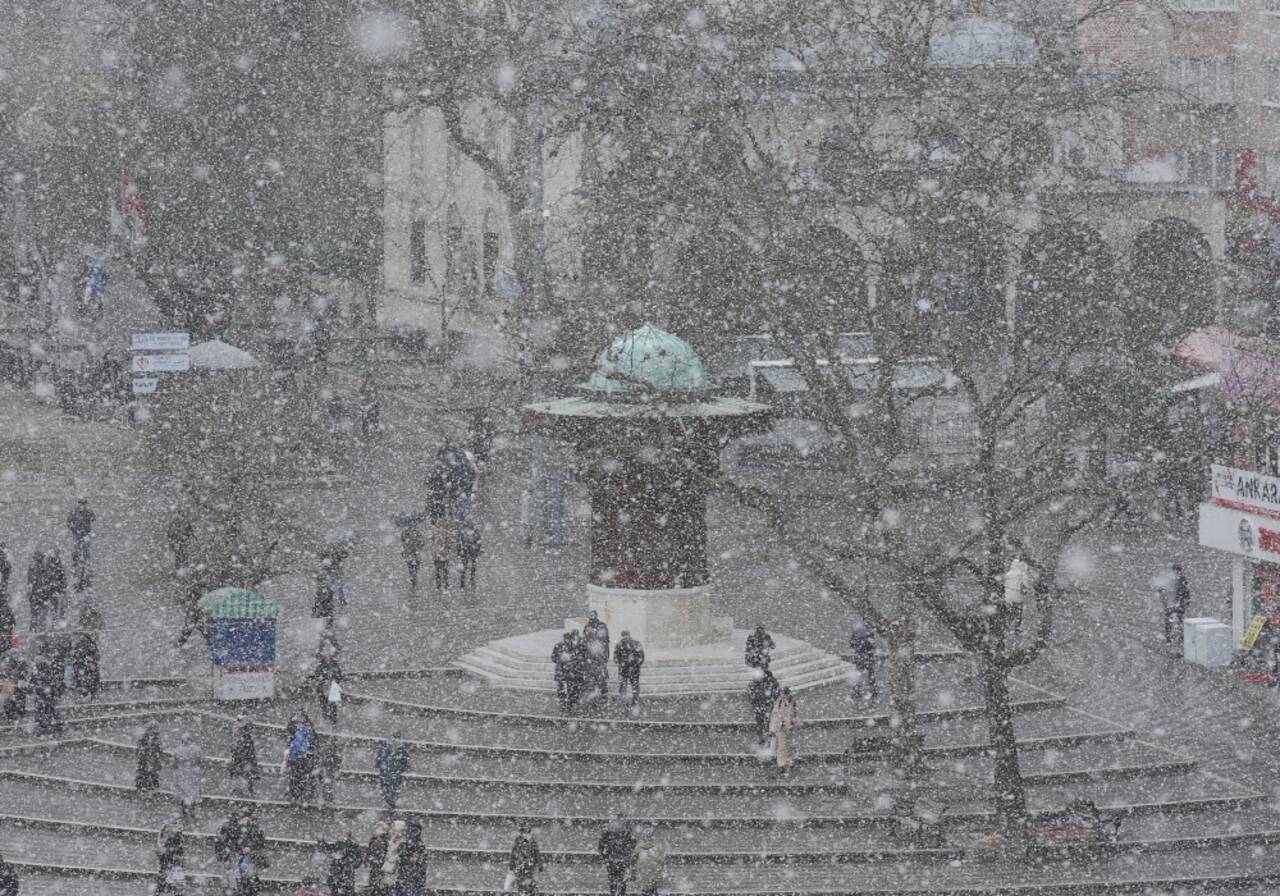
[1210,464,1280,519]
[132,332,190,351]
[131,353,190,374]
[1199,501,1280,561]
[131,377,158,395]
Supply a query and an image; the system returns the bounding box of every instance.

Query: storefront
[1198,464,1280,650]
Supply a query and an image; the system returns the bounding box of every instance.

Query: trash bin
[1183,617,1218,664]
[197,587,280,700]
[1200,623,1234,667]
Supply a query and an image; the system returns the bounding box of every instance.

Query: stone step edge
[450,659,852,694]
[11,810,1280,866]
[83,735,1201,795]
[0,770,1261,828]
[11,858,1280,896]
[458,647,850,681]
[345,690,1068,731]
[479,640,844,670]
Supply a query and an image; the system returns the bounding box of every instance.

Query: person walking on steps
[552,631,580,713]
[598,815,637,896]
[508,826,545,896]
[174,730,204,821]
[583,611,610,704]
[431,519,454,592]
[285,712,316,804]
[313,548,347,621]
[66,498,94,593]
[457,515,482,591]
[630,838,666,896]
[397,514,425,594]
[748,669,780,747]
[156,821,186,895]
[136,721,163,792]
[614,630,645,705]
[849,620,880,703]
[745,623,775,672]
[229,715,259,797]
[769,687,800,776]
[0,851,18,896]
[307,648,344,726]
[376,731,410,810]
[316,829,363,896]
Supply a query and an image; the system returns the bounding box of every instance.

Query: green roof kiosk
[198,587,281,701]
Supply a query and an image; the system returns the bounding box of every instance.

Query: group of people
[395,441,485,594]
[744,624,802,774]
[552,613,646,711]
[596,817,667,896]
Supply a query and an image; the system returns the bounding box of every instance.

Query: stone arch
[1017,223,1117,347]
[1128,217,1214,347]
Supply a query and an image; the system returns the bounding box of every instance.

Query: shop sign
[1199,502,1280,562]
[1243,614,1267,650]
[1210,464,1280,520]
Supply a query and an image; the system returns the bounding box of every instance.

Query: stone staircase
[452,628,857,695]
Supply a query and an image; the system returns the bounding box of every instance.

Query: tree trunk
[981,653,1028,848]
[887,583,921,775]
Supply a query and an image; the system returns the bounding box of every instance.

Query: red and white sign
[1210,464,1280,520]
[1199,502,1280,562]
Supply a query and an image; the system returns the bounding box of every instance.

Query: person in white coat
[768,687,799,774]
[173,731,203,821]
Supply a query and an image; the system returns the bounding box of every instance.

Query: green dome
[583,325,708,394]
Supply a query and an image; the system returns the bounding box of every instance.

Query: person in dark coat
[748,669,781,746]
[31,654,62,734]
[509,826,545,896]
[430,520,454,592]
[582,611,610,704]
[364,821,391,895]
[66,498,94,592]
[26,551,51,631]
[307,651,344,725]
[456,516,481,590]
[155,821,185,894]
[313,551,346,619]
[1166,563,1192,647]
[376,732,410,810]
[286,713,316,804]
[0,594,14,661]
[0,851,18,896]
[315,725,343,806]
[745,624,775,672]
[551,632,579,712]
[598,816,637,896]
[215,814,243,882]
[397,514,425,593]
[70,631,101,699]
[393,819,428,896]
[166,511,195,574]
[136,722,163,791]
[318,831,363,896]
[229,715,260,796]
[613,631,645,705]
[849,621,880,703]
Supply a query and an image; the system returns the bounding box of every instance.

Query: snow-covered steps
[453,628,857,696]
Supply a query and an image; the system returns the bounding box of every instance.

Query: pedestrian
[849,621,880,704]
[307,649,344,726]
[457,515,481,590]
[0,851,17,896]
[156,821,186,895]
[317,830,363,896]
[26,551,52,631]
[598,815,637,896]
[397,514,425,593]
[392,819,427,896]
[66,497,94,593]
[376,731,410,810]
[1166,563,1192,648]
[519,487,534,548]
[0,652,30,723]
[552,631,579,712]
[630,838,666,896]
[315,724,343,807]
[613,630,645,705]
[176,582,210,648]
[216,814,244,888]
[70,630,100,699]
[583,611,610,704]
[31,653,62,734]
[229,715,260,797]
[364,821,391,895]
[166,510,195,575]
[286,712,316,804]
[431,520,454,592]
[0,544,12,659]
[313,549,347,619]
[136,721,163,791]
[745,623,775,672]
[768,687,800,775]
[507,825,545,896]
[174,730,204,820]
[748,669,780,747]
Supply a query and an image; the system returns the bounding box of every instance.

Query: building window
[1266,60,1280,106]
[1180,148,1238,188]
[409,220,427,285]
[482,231,500,297]
[1173,0,1237,9]
[1166,57,1235,104]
